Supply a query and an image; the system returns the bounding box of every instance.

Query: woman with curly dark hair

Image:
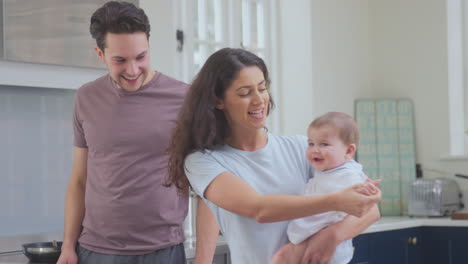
[167,48,381,264]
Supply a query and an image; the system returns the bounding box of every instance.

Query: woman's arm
[204,171,380,223]
[194,197,220,264]
[298,204,380,264]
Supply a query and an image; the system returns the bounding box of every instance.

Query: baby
[271,112,369,264]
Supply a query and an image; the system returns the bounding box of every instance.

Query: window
[173,0,278,131]
[447,0,468,157]
[174,0,273,79]
[464,0,468,155]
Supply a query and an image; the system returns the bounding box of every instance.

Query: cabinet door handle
[407,237,418,245]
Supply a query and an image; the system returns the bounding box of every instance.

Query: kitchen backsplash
[0,85,75,236]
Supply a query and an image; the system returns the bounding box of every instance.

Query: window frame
[173,0,279,132]
[446,0,467,158]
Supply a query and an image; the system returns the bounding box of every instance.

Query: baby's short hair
[309,112,359,145]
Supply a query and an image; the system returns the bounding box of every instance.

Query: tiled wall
[0,85,75,237]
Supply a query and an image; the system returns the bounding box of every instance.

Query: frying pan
[22,240,62,263]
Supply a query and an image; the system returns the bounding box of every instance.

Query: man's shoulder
[154,72,189,89]
[77,74,110,94]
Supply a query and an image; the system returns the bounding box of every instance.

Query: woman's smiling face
[216,66,270,133]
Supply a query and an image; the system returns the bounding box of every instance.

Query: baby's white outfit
[287,160,366,264]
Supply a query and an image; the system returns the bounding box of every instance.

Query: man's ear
[346,143,357,158]
[94,46,105,63]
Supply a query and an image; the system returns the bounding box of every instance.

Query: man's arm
[57,147,88,264]
[300,205,380,264]
[194,197,220,264]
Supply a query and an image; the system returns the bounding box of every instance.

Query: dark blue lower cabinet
[450,237,468,264]
[349,228,422,264]
[350,226,468,264]
[421,226,449,264]
[421,226,468,264]
[350,233,371,264]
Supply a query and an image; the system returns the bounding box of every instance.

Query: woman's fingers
[338,184,381,217]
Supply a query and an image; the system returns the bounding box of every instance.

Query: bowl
[22,241,62,263]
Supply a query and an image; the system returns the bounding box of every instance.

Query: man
[57,1,188,263]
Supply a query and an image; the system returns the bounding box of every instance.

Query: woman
[167,48,381,264]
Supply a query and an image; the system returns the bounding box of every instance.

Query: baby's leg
[270,242,306,264]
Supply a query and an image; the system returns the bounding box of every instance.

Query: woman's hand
[298,226,339,264]
[334,182,381,217]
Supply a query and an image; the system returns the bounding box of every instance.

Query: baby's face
[306,125,352,172]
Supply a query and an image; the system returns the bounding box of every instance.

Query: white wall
[140,0,178,78]
[276,0,314,135]
[297,0,468,205]
[276,0,373,136]
[369,0,449,162]
[310,0,374,117]
[368,0,468,204]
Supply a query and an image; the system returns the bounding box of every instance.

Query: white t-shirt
[287,160,366,264]
[185,134,314,264]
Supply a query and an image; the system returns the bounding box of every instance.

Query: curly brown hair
[166,48,275,194]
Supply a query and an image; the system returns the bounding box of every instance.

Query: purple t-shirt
[73,72,189,255]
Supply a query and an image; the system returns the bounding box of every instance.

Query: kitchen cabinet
[350,226,468,264]
[421,227,468,264]
[350,227,422,264]
[350,233,371,264]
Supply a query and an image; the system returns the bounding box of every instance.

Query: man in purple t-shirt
[57,2,189,264]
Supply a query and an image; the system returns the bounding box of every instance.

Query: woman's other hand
[270,243,305,264]
[335,183,381,217]
[298,226,339,264]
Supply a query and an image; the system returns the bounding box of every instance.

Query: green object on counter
[355,98,416,216]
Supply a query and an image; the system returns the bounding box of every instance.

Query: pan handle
[455,174,468,179]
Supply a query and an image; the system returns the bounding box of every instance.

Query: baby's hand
[357,179,381,196]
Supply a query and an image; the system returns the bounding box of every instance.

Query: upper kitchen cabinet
[0,1,3,60]
[2,0,133,68]
[0,0,135,89]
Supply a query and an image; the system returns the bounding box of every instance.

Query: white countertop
[2,218,468,262]
[362,216,468,234]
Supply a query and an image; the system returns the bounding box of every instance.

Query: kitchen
[1,0,468,263]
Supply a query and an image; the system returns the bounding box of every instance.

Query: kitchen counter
[0,236,228,264]
[362,216,468,234]
[3,218,468,263]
